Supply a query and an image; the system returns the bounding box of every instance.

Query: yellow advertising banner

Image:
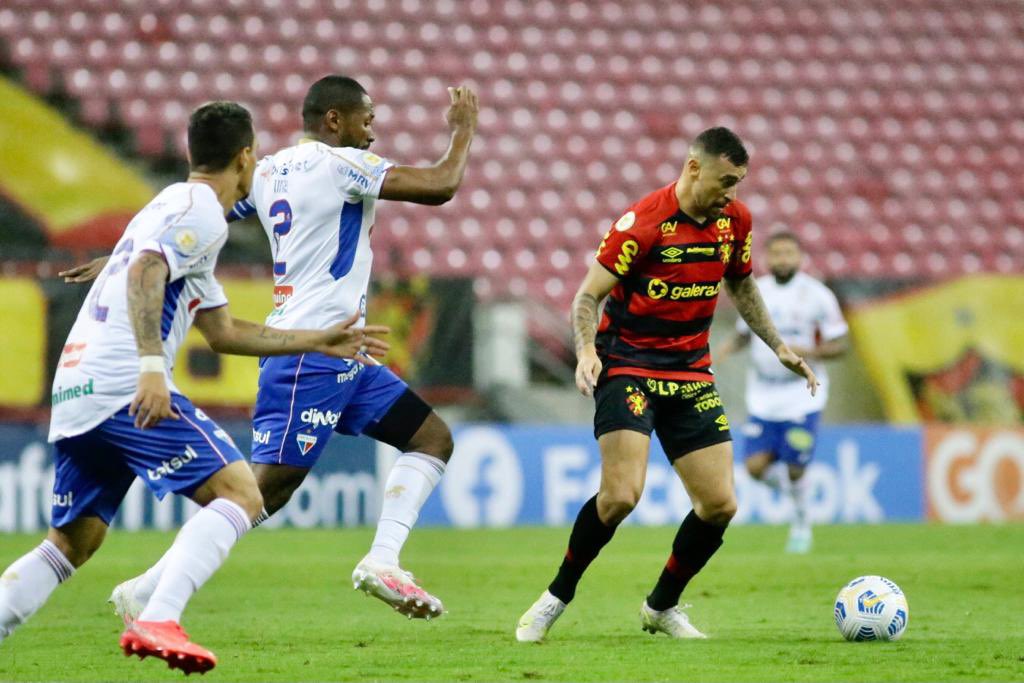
[847,275,1024,424]
[0,274,454,410]
[0,279,47,406]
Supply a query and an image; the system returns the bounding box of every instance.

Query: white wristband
[138,355,165,374]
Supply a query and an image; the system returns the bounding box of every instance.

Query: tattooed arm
[572,262,620,396]
[194,307,390,360]
[126,251,177,428]
[724,274,819,394]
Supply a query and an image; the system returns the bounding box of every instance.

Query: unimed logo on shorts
[925,425,1024,522]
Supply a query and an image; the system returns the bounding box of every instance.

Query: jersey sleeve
[724,202,754,279]
[816,284,849,341]
[327,148,395,202]
[139,203,228,283]
[594,210,660,278]
[193,270,229,311]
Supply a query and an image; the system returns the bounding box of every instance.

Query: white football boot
[515,590,567,642]
[351,557,444,619]
[640,601,707,639]
[108,576,147,625]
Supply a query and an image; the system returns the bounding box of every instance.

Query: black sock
[548,495,618,603]
[646,510,727,611]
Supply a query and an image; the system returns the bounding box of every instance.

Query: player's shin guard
[367,453,445,566]
[138,498,251,623]
[646,510,726,611]
[0,540,75,642]
[547,495,618,604]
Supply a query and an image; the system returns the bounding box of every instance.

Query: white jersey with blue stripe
[230,140,393,331]
[48,182,229,442]
[736,271,848,421]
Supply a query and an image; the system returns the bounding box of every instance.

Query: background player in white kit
[0,102,387,674]
[101,75,478,621]
[716,231,848,553]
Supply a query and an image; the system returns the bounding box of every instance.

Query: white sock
[367,453,445,566]
[0,540,74,641]
[790,475,810,531]
[138,498,250,623]
[129,505,268,606]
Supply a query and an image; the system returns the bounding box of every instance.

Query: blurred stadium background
[1,0,1022,540]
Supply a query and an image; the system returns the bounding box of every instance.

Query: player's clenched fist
[446,86,479,131]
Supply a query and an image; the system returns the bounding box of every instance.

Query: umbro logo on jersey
[300,408,341,428]
[147,445,199,481]
[661,246,685,263]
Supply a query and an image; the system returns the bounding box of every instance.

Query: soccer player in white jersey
[0,102,387,674]
[717,231,848,552]
[101,75,478,621]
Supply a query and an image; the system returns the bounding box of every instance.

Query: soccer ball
[833,575,909,641]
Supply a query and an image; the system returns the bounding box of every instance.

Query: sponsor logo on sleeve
[613,239,639,275]
[252,428,271,445]
[614,211,636,232]
[174,228,199,255]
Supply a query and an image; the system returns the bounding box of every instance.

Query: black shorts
[593,375,732,461]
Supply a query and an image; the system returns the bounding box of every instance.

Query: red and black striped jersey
[594,183,753,382]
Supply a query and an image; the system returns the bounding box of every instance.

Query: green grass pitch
[1,524,1021,682]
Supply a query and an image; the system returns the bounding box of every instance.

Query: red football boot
[120,620,217,675]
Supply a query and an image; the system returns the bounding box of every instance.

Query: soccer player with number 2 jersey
[0,102,386,673]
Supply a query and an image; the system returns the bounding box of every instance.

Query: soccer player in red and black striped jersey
[517,127,818,642]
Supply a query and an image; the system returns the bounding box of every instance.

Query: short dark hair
[187,101,253,172]
[692,127,749,167]
[765,230,802,249]
[302,75,368,130]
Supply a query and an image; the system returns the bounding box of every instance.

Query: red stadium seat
[4,0,1022,310]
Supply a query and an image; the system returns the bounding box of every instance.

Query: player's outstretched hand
[129,372,178,429]
[575,346,603,397]
[446,86,479,131]
[59,255,109,283]
[776,344,820,396]
[319,312,390,361]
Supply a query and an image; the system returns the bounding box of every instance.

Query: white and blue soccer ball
[834,575,909,642]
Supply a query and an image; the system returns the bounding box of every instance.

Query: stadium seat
[4,0,1022,311]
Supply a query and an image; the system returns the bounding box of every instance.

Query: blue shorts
[51,394,245,528]
[741,412,821,467]
[250,353,407,467]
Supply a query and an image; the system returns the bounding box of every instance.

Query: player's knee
[216,482,264,521]
[47,532,101,568]
[598,490,640,525]
[745,455,769,479]
[408,416,454,462]
[695,494,738,526]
